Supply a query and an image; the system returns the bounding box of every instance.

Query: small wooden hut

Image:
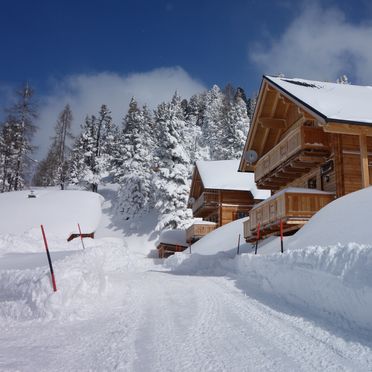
[188,160,269,242]
[156,229,188,258]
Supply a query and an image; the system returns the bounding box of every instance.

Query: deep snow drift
[1,185,372,371]
[0,189,103,238]
[167,187,372,332]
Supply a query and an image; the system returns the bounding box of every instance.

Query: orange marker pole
[40,225,57,292]
[255,223,260,255]
[77,223,85,250]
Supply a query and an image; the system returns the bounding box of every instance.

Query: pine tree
[2,84,38,191]
[336,75,350,84]
[153,93,193,230]
[69,105,115,192]
[219,94,250,159]
[201,85,225,160]
[34,104,74,188]
[116,98,155,219]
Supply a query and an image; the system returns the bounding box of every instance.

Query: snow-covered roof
[266,76,372,124]
[196,159,270,199]
[157,229,187,247]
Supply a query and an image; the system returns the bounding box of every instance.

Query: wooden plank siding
[191,189,255,226]
[186,223,217,244]
[157,243,188,259]
[244,190,335,242]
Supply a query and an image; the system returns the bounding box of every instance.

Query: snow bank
[190,217,249,255]
[235,243,372,332]
[0,238,146,322]
[167,243,372,332]
[167,188,372,331]
[289,186,372,247]
[0,189,103,238]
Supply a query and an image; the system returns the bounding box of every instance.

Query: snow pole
[40,225,57,292]
[189,244,192,254]
[254,223,260,255]
[280,219,284,253]
[237,233,241,255]
[77,223,86,250]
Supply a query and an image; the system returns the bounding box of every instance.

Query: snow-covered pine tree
[34,104,74,188]
[201,85,225,160]
[52,104,74,189]
[153,93,193,230]
[183,93,208,162]
[336,75,350,84]
[69,105,115,192]
[246,93,257,121]
[219,92,250,159]
[3,84,38,191]
[116,98,155,219]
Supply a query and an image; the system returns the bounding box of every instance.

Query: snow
[190,218,217,225]
[1,184,372,370]
[190,217,248,255]
[157,229,187,246]
[267,75,372,124]
[167,186,372,333]
[0,189,103,239]
[196,159,271,199]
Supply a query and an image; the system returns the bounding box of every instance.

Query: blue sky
[1,0,372,155]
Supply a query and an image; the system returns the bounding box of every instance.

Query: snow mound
[0,238,146,322]
[289,186,372,248]
[157,229,187,246]
[0,189,103,238]
[190,217,249,255]
[167,243,372,332]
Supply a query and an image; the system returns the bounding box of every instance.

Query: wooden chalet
[239,75,372,242]
[188,160,269,242]
[156,229,188,258]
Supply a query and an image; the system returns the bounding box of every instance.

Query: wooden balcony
[186,222,217,244]
[255,126,330,189]
[244,188,335,242]
[191,191,219,216]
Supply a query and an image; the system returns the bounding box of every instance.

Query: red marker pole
[280,219,284,253]
[40,225,57,292]
[77,223,85,250]
[255,223,260,255]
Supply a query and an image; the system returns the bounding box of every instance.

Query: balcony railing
[191,191,219,214]
[243,188,334,242]
[255,126,330,187]
[186,222,217,243]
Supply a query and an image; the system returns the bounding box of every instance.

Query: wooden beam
[324,123,372,136]
[359,134,370,188]
[259,118,287,129]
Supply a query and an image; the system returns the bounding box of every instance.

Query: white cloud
[36,67,206,159]
[249,3,372,84]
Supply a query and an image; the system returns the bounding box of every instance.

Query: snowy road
[1,188,372,371]
[2,264,372,371]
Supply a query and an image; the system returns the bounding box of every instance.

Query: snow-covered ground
[1,186,372,371]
